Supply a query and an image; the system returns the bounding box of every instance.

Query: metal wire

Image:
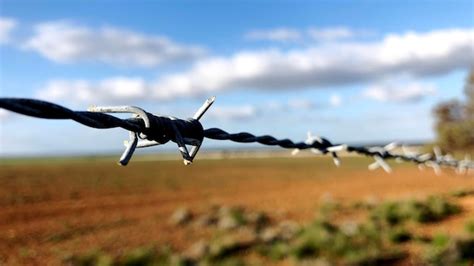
[1,97,473,173]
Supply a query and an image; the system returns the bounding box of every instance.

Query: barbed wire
[1,97,473,174]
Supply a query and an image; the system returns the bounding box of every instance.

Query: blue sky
[0,0,473,156]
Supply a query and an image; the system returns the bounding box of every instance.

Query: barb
[1,97,473,173]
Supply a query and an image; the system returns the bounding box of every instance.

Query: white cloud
[23,21,205,67]
[208,105,258,121]
[0,18,17,44]
[245,26,366,43]
[36,77,148,104]
[149,28,473,96]
[307,27,354,41]
[329,94,342,107]
[0,109,11,121]
[363,82,437,103]
[287,99,316,110]
[245,28,302,42]
[208,98,322,121]
[37,28,473,103]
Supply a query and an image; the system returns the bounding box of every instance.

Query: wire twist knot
[0,96,473,174]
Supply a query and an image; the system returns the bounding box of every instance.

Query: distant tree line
[434,69,474,151]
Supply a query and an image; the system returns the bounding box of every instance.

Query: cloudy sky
[0,1,473,156]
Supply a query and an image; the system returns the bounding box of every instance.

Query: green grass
[286,217,407,265]
[56,194,468,266]
[450,188,474,198]
[370,196,461,225]
[64,246,189,266]
[422,234,474,265]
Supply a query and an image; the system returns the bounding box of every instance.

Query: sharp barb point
[0,97,473,171]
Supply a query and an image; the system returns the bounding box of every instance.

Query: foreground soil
[0,156,473,265]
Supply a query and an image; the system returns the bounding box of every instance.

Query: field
[0,155,473,265]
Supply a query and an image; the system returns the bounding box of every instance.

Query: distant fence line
[0,97,473,174]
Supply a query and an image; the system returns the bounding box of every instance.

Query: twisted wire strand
[204,128,437,165]
[0,98,143,131]
[0,98,202,145]
[1,98,472,170]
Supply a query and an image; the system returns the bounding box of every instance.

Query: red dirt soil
[0,157,472,265]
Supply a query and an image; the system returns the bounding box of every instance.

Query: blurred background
[0,1,473,265]
[0,0,473,156]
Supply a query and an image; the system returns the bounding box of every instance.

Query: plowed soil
[0,156,473,265]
